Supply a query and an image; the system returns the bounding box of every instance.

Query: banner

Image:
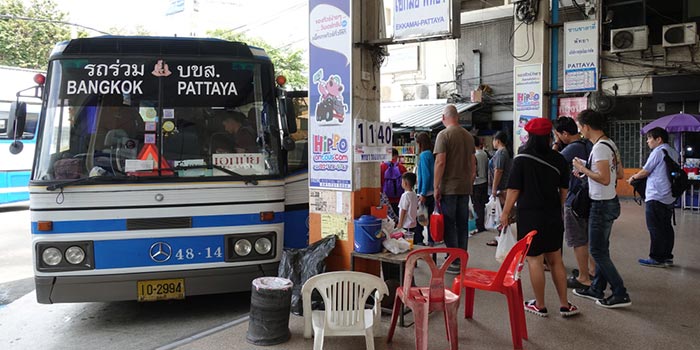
[558,97,588,120]
[394,0,452,40]
[309,0,352,190]
[564,20,598,92]
[513,64,543,152]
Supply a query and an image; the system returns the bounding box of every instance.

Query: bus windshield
[34,57,281,182]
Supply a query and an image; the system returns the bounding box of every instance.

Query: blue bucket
[354,215,383,254]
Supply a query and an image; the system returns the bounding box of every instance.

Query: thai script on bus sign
[64,60,239,97]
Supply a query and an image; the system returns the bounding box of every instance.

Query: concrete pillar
[512,0,551,152]
[308,0,382,272]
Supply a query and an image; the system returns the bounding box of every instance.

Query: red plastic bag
[430,203,444,242]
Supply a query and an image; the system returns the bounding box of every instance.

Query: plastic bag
[430,203,444,242]
[417,202,429,227]
[381,218,396,237]
[382,237,410,254]
[495,225,517,263]
[485,195,502,230]
[277,236,337,315]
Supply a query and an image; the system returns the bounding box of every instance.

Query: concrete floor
[171,199,700,350]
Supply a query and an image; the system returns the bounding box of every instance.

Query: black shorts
[517,208,564,256]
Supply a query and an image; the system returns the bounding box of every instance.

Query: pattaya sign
[564,20,598,92]
[394,0,453,41]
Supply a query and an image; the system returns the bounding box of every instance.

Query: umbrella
[640,113,700,134]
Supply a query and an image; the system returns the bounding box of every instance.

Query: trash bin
[354,215,383,253]
[246,277,293,346]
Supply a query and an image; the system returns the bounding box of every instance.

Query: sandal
[486,239,498,247]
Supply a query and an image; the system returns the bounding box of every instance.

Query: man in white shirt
[571,109,631,309]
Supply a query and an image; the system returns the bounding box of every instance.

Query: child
[397,172,419,242]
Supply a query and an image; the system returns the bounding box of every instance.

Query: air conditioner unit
[610,26,648,53]
[662,22,698,48]
[414,84,430,100]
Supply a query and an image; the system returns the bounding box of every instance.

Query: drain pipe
[550,0,559,121]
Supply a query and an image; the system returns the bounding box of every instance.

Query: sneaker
[566,275,590,289]
[596,294,632,309]
[524,299,548,317]
[573,287,604,302]
[664,259,674,267]
[638,258,666,268]
[560,302,580,317]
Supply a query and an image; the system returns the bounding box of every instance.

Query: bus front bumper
[35,263,279,304]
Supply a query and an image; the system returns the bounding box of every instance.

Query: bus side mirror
[7,102,26,154]
[285,98,297,134]
[8,101,27,140]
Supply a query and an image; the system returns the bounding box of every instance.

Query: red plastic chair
[387,248,468,350]
[451,230,537,350]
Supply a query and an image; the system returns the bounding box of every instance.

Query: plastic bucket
[354,215,383,253]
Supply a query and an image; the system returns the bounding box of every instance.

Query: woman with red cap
[500,117,580,318]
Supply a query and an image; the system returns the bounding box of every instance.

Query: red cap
[524,118,553,136]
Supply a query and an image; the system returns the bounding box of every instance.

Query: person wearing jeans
[572,109,631,309]
[433,104,476,274]
[628,127,678,267]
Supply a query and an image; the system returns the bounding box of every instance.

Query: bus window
[287,94,308,173]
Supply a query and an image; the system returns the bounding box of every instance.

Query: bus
[0,66,43,206]
[10,36,309,304]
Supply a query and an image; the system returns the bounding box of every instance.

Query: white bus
[11,36,309,303]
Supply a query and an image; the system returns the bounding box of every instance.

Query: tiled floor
[173,199,700,350]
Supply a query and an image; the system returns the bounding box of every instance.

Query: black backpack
[662,149,689,198]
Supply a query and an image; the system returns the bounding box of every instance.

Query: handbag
[495,225,516,263]
[630,177,647,206]
[571,181,591,218]
[430,202,444,242]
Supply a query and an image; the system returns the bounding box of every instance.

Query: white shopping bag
[484,195,502,230]
[495,225,517,263]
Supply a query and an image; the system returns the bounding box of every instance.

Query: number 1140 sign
[354,119,392,146]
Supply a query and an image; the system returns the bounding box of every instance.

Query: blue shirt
[416,150,434,196]
[643,143,679,205]
[560,140,592,206]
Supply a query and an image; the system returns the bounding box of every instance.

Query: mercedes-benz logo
[149,242,172,263]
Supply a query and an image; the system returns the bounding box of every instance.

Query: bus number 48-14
[175,247,223,260]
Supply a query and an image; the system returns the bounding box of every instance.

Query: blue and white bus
[0,66,43,206]
[11,37,308,303]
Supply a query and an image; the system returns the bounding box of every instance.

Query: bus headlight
[65,246,86,265]
[254,237,272,255]
[234,239,252,256]
[42,247,63,266]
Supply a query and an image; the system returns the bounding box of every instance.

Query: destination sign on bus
[59,59,256,107]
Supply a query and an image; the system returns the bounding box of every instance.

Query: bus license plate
[137,279,185,302]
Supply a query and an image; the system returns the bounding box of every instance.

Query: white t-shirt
[398,190,418,229]
[588,140,619,201]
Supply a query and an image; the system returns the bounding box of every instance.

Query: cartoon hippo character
[315,74,347,123]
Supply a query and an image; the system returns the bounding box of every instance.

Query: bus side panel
[284,171,309,248]
[0,170,30,204]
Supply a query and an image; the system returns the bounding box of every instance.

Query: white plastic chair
[302,271,389,350]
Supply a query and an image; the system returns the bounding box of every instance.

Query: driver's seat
[103,129,134,173]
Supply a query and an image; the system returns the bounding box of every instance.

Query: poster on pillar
[559,97,588,120]
[513,63,543,153]
[564,20,598,92]
[308,0,353,191]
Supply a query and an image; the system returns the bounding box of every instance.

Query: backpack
[382,162,404,199]
[662,149,689,198]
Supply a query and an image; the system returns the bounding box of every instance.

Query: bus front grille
[126,217,192,230]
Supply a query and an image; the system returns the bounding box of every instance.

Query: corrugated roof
[381,100,479,129]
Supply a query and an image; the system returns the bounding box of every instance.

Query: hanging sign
[564,20,599,92]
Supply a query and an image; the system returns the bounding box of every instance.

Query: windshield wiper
[46,175,137,191]
[172,163,258,185]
